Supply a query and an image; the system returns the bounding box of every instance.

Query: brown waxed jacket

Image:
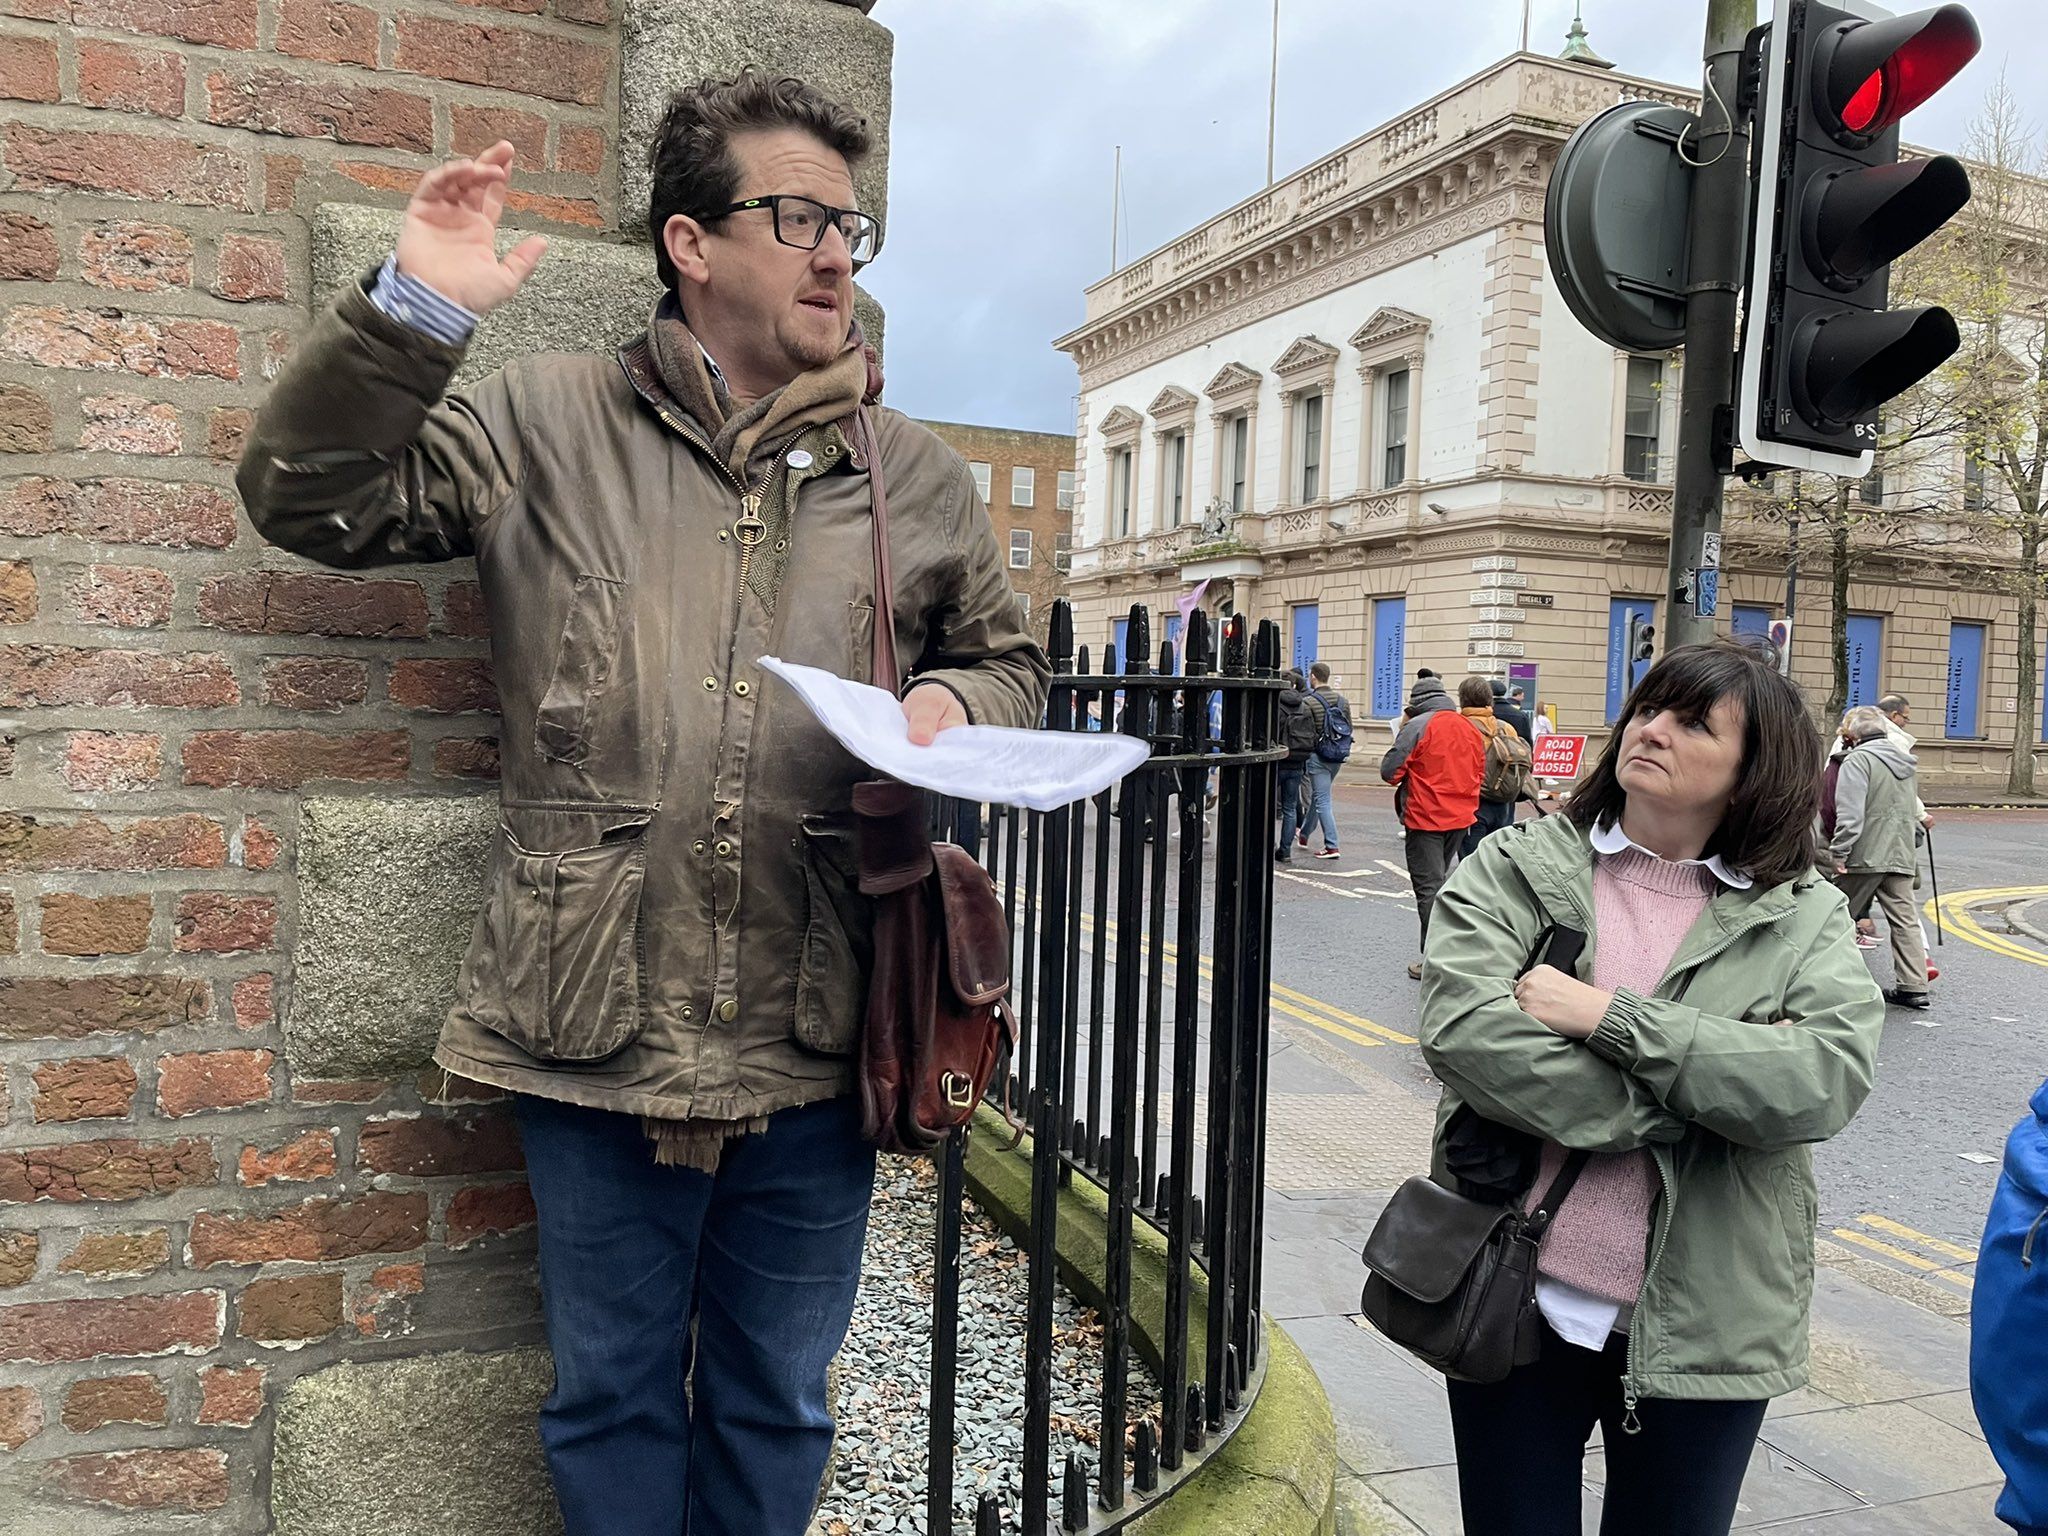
[238,279,1050,1123]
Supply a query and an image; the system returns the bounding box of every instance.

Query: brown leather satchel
[849,407,1018,1154]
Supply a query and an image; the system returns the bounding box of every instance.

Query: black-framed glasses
[713,195,883,269]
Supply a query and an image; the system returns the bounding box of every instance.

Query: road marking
[1830,1228,1974,1288]
[1925,885,2048,969]
[1375,859,1412,882]
[1853,1213,1978,1263]
[1275,869,1414,902]
[1077,913,1418,1048]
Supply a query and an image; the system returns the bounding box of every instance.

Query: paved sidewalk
[1256,1017,2010,1536]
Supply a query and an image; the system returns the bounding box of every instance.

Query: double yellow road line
[1830,1212,1978,1289]
[1071,914,1417,1049]
[1926,885,2048,970]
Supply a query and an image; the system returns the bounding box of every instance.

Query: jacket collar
[1588,817,1752,890]
[618,293,882,481]
[1503,812,1804,973]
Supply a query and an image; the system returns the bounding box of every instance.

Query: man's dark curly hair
[646,70,872,295]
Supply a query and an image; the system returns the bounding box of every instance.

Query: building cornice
[1056,55,1699,390]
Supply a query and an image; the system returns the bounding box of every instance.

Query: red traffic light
[1813,3,1981,145]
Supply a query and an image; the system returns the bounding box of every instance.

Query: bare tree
[1892,76,2048,793]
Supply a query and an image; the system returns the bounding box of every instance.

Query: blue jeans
[1305,757,1340,849]
[1276,763,1306,852]
[514,1092,878,1536]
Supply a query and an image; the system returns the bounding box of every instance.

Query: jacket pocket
[849,600,877,687]
[1773,1156,1818,1291]
[535,574,626,766]
[793,817,872,1056]
[483,811,650,1061]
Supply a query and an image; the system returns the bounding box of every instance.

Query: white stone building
[1055,44,2036,787]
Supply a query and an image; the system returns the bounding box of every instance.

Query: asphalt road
[1258,786,2048,1285]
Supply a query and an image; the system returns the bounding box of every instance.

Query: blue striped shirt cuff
[367,254,480,346]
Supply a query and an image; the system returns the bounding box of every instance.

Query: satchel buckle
[941,1071,974,1109]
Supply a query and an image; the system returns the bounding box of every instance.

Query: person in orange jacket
[1382,673,1487,979]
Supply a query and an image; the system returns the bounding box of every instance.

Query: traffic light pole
[1665,0,1758,651]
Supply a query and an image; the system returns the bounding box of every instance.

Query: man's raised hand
[394,141,548,317]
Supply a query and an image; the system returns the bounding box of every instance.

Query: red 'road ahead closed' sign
[1531,734,1588,780]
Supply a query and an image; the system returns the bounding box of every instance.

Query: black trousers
[1461,796,1515,859]
[1404,827,1465,951]
[1445,1327,1767,1536]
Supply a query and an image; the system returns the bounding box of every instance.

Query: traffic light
[1735,0,1980,476]
[1627,614,1656,686]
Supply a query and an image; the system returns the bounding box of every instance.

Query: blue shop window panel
[1164,614,1183,674]
[1111,618,1128,671]
[1732,604,1772,639]
[1946,622,1985,740]
[1371,597,1406,717]
[1291,603,1319,680]
[1607,597,1656,723]
[1845,616,1883,708]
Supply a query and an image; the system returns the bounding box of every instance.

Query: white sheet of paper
[760,657,1150,813]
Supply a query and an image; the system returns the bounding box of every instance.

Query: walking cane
[1925,824,1944,946]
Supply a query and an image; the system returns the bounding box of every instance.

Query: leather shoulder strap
[856,405,900,693]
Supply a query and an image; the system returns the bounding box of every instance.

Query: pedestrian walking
[1530,701,1557,801]
[1464,679,1535,858]
[1415,641,1885,1536]
[1491,676,1535,744]
[238,75,1048,1536]
[1381,673,1486,979]
[1302,660,1354,859]
[1829,706,1932,1009]
[1971,1075,2048,1536]
[1275,668,1318,862]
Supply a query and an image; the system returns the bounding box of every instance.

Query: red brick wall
[0,0,615,1518]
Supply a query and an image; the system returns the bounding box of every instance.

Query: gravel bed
[811,1159,1164,1535]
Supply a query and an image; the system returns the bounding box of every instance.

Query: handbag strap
[855,405,900,693]
[1523,1149,1592,1236]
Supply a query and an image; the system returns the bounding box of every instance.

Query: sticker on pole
[1531,734,1588,780]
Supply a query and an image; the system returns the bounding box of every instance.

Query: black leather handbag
[1356,923,1591,1383]
[1358,1149,1589,1383]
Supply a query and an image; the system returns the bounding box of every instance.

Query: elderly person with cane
[1830,705,1932,1009]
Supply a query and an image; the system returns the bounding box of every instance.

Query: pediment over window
[1351,307,1432,365]
[1203,362,1263,403]
[1147,385,1198,426]
[1271,335,1341,380]
[1097,404,1144,439]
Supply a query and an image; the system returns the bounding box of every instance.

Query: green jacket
[239,281,1049,1124]
[1419,812,1885,1404]
[1830,736,1920,876]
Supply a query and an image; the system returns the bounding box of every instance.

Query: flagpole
[1521,0,1531,51]
[1266,0,1280,184]
[1110,144,1121,273]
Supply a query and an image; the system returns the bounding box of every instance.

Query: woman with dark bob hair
[1417,641,1885,1535]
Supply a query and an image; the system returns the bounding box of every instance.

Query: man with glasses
[238,71,1047,1536]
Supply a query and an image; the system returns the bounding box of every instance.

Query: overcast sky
[860,0,2048,436]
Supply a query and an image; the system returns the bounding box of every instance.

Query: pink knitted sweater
[1532,845,1718,1303]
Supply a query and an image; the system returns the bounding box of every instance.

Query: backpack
[1313,691,1354,764]
[1477,717,1534,804]
[1282,696,1321,762]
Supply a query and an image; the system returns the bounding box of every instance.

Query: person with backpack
[1466,684,1537,857]
[1382,674,1487,978]
[1303,660,1354,860]
[1275,668,1320,862]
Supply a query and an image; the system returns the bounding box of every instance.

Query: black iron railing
[922,598,1284,1534]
